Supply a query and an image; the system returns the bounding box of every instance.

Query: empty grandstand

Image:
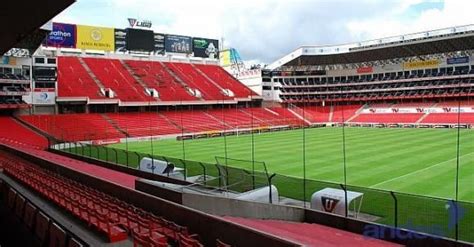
[1,0,474,246]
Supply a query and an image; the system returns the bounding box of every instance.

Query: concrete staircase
[264,108,279,116]
[203,111,233,129]
[158,113,183,131]
[191,63,225,91]
[287,107,312,125]
[345,104,367,123]
[13,116,57,143]
[159,61,199,99]
[416,103,437,124]
[78,57,105,88]
[328,105,334,122]
[100,114,128,137]
[239,109,264,122]
[119,60,148,89]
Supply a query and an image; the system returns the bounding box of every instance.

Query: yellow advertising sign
[403,59,439,70]
[76,25,115,51]
[9,57,16,65]
[220,49,231,67]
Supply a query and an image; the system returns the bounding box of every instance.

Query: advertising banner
[447,56,469,65]
[165,35,192,54]
[154,33,165,54]
[403,59,439,70]
[76,25,115,51]
[126,28,155,52]
[362,107,474,114]
[91,139,121,145]
[192,37,219,58]
[1,56,16,65]
[357,66,373,74]
[33,91,56,105]
[220,49,231,67]
[114,28,127,52]
[127,18,152,29]
[46,23,76,48]
[261,69,272,77]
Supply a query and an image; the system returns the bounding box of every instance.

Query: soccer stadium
[0,1,473,247]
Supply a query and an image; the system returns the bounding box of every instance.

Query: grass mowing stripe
[104,127,474,242]
[110,127,474,203]
[370,151,474,189]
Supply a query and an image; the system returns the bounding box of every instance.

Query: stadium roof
[268,25,474,70]
[0,0,75,55]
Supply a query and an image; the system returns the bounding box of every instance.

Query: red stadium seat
[125,60,197,101]
[178,233,204,247]
[0,117,48,149]
[57,56,105,99]
[351,113,424,124]
[20,114,124,142]
[0,151,202,246]
[82,58,152,102]
[421,113,474,124]
[195,64,256,98]
[17,107,303,140]
[166,62,228,100]
[57,57,254,102]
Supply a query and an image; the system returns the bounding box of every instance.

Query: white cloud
[346,0,472,41]
[52,0,471,64]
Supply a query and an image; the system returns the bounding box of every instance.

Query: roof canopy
[268,25,474,69]
[0,0,75,55]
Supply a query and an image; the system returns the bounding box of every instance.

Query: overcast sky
[53,0,473,64]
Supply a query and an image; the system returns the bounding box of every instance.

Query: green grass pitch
[111,127,474,202]
[104,127,474,242]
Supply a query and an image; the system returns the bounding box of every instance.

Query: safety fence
[54,142,474,244]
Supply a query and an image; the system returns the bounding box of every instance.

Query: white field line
[370,151,474,188]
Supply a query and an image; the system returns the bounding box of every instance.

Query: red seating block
[195,64,256,98]
[107,112,180,137]
[421,113,474,124]
[20,114,124,142]
[83,58,152,102]
[351,113,424,124]
[300,106,331,122]
[161,110,223,133]
[125,60,197,101]
[1,151,202,246]
[57,56,104,99]
[166,62,226,100]
[178,233,204,247]
[58,56,252,102]
[332,105,361,122]
[0,117,48,149]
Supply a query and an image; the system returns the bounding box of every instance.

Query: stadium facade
[260,25,474,104]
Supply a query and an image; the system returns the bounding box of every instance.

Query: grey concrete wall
[182,192,305,221]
